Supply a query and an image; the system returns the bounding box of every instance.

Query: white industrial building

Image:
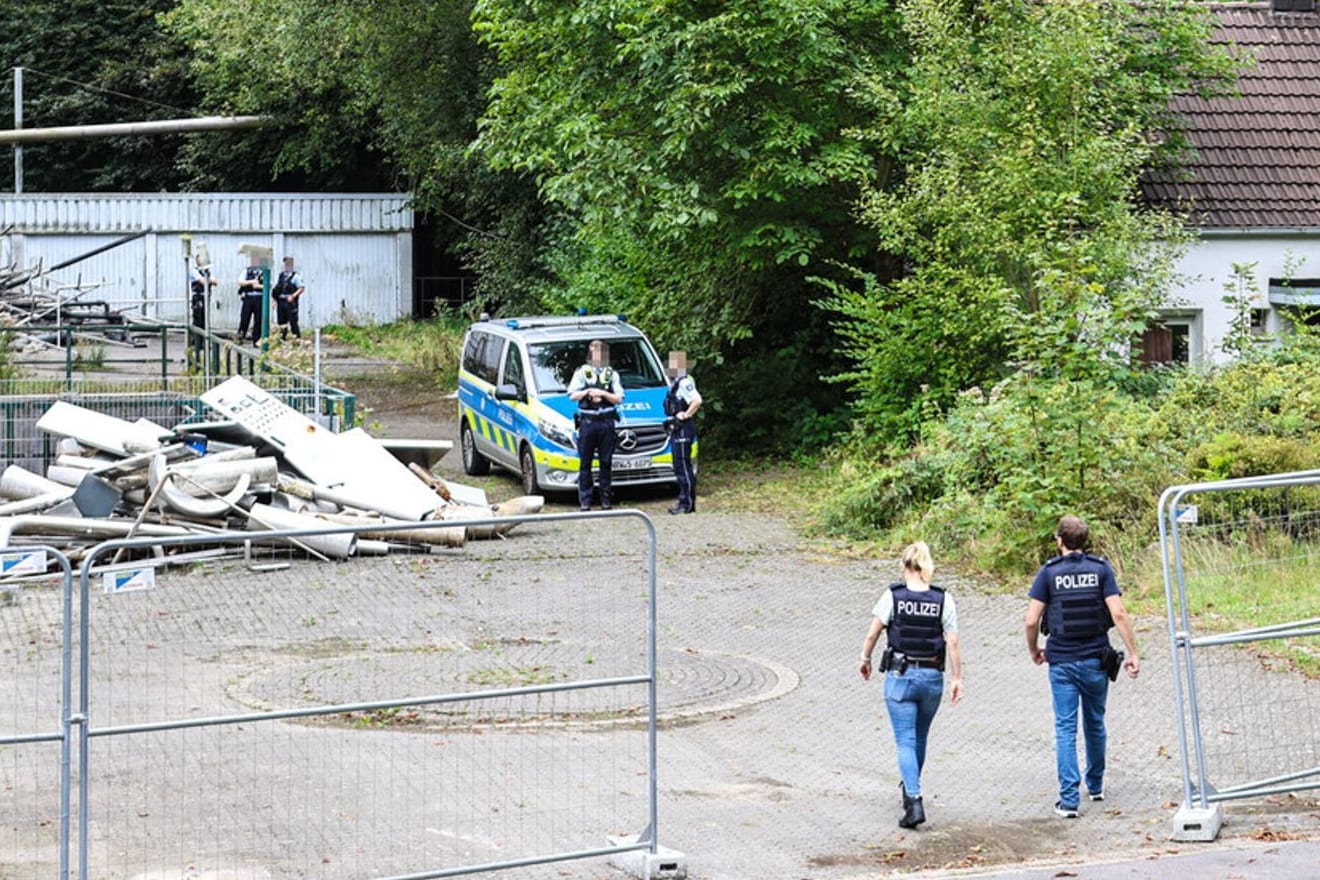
[0,192,414,332]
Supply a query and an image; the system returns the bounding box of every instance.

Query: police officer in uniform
[1025,515,1140,818]
[859,542,963,829]
[272,255,305,340]
[568,339,624,511]
[188,254,217,365]
[663,350,702,514]
[236,252,266,345]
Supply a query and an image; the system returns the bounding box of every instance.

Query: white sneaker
[1089,790,1104,802]
[1054,802,1079,818]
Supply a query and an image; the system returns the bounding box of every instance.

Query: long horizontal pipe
[0,115,267,145]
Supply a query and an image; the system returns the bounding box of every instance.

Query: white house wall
[1166,231,1320,364]
[1,194,414,329]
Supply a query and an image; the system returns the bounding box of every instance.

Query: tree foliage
[473,0,901,352]
[166,0,548,296]
[1,0,198,191]
[820,0,1237,444]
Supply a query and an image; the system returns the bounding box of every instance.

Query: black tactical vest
[1043,553,1112,640]
[664,377,683,416]
[886,583,947,659]
[273,270,298,299]
[579,366,616,413]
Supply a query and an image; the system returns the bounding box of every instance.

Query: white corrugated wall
[1,194,414,327]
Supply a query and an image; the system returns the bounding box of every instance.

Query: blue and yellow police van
[457,314,689,495]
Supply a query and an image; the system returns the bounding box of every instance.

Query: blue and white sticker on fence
[104,568,155,594]
[1175,504,1199,525]
[1,550,48,577]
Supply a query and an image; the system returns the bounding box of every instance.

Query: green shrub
[817,352,1320,580]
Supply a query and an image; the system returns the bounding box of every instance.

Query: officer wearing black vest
[859,542,963,830]
[1025,515,1140,819]
[272,256,305,340]
[568,339,624,511]
[663,350,702,514]
[188,254,217,365]
[236,252,266,345]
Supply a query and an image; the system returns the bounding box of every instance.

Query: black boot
[899,784,926,829]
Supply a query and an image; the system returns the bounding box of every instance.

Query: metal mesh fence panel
[76,513,656,879]
[1,324,355,473]
[1161,475,1320,808]
[0,548,73,880]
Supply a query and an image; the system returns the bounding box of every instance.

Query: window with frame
[1137,322,1191,365]
[501,342,526,394]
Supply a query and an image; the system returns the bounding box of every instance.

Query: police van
[457,314,689,495]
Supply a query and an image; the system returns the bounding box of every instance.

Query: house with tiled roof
[1140,0,1320,363]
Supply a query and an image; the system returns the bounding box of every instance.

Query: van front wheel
[519,445,540,495]
[461,420,490,476]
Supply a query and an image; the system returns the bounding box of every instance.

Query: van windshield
[529,338,667,393]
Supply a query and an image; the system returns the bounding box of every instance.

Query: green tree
[168,0,549,295]
[473,0,899,349]
[1,0,198,192]
[821,0,1237,445]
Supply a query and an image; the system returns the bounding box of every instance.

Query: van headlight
[538,418,575,449]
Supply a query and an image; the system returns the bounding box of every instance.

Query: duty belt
[579,409,616,420]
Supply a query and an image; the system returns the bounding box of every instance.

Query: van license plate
[614,457,651,472]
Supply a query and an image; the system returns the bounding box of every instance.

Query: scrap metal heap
[0,376,543,570]
[1,225,138,349]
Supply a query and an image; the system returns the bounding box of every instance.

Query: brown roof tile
[1141,2,1320,227]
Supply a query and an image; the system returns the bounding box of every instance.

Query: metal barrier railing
[1159,472,1320,840]
[0,323,356,474]
[0,545,75,880]
[60,512,669,879]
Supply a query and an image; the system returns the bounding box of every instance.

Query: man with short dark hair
[1025,515,1140,819]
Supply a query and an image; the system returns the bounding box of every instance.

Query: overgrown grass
[1121,530,1320,677]
[321,312,468,387]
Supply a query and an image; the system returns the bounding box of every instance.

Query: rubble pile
[0,376,542,571]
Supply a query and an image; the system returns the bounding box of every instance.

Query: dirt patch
[810,819,1099,873]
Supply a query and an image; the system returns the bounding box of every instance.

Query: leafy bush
[817,353,1320,578]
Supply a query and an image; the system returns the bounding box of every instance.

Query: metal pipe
[0,515,191,548]
[45,230,150,274]
[12,66,21,194]
[0,115,267,145]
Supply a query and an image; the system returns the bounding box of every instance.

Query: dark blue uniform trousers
[577,417,616,508]
[671,420,697,511]
[238,295,264,344]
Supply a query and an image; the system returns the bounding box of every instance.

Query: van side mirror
[494,383,524,403]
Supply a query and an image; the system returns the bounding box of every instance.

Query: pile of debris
[0,375,542,570]
[2,226,138,348]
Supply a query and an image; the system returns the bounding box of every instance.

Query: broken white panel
[0,465,70,500]
[36,401,167,457]
[202,376,455,520]
[335,428,462,516]
[245,503,356,559]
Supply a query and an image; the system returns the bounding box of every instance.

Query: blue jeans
[1049,658,1109,808]
[884,667,944,798]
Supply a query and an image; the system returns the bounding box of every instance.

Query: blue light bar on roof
[504,315,626,330]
